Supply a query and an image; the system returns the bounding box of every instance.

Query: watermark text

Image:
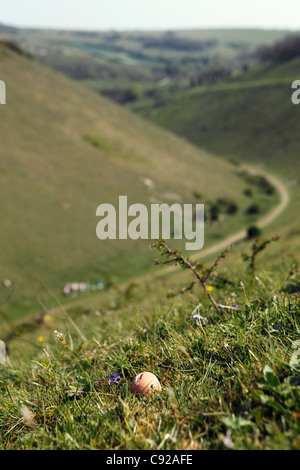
[291,80,300,105]
[96,196,204,251]
[0,80,6,104]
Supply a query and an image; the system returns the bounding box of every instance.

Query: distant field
[0,24,292,104]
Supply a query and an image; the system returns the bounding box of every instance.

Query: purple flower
[109,372,120,384]
[232,303,238,309]
[231,292,237,297]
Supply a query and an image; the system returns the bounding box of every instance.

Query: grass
[0,30,299,451]
[0,226,299,450]
[130,58,300,178]
[0,41,279,321]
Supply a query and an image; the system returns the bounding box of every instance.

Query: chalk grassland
[130,57,300,177]
[128,52,300,269]
[128,51,300,270]
[0,42,264,320]
[0,33,299,451]
[0,218,299,450]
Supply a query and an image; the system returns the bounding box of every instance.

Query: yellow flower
[206,285,213,292]
[37,336,45,343]
[44,314,54,323]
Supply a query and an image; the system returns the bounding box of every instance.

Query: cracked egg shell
[130,372,161,396]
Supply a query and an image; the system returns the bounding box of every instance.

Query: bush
[192,190,203,200]
[256,34,300,63]
[209,203,220,221]
[190,66,231,87]
[226,202,238,214]
[244,188,253,198]
[217,198,238,215]
[247,225,261,239]
[246,203,260,215]
[237,171,275,195]
[101,86,143,104]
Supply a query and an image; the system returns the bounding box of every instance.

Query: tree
[256,35,300,63]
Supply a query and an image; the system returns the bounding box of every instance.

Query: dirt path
[38,165,290,318]
[189,165,290,263]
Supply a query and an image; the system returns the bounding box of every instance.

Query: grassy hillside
[0,33,299,452]
[0,40,267,321]
[130,58,300,178]
[129,53,300,278]
[1,220,299,450]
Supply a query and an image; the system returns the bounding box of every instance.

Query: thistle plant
[242,235,280,275]
[151,239,232,314]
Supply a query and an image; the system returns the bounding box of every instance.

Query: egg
[130,371,161,396]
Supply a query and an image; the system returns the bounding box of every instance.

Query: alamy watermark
[96,196,204,251]
[0,80,6,104]
[0,340,6,364]
[291,80,300,105]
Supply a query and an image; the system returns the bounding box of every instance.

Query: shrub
[256,34,300,63]
[246,203,260,215]
[227,202,238,214]
[244,188,253,198]
[209,203,220,221]
[247,225,261,239]
[192,190,203,200]
[217,198,239,215]
[190,65,231,87]
[83,135,101,148]
[237,171,275,195]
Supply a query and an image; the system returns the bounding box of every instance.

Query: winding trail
[189,165,290,263]
[31,165,290,320]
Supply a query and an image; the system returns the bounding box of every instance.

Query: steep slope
[129,58,300,286]
[0,41,256,319]
[132,59,300,178]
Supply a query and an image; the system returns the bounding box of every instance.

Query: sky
[1,0,299,31]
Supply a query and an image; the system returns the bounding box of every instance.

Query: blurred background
[0,0,299,322]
